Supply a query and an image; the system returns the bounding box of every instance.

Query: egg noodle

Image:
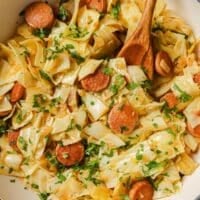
[0,0,200,199]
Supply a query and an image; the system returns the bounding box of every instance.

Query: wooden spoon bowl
[118,0,157,79]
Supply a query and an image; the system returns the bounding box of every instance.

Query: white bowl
[0,0,200,200]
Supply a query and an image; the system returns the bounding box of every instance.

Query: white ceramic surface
[0,0,200,200]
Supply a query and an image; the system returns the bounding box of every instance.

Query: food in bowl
[0,0,199,199]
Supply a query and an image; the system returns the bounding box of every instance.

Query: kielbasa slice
[129,180,154,200]
[87,0,107,13]
[25,2,55,29]
[10,82,25,103]
[193,72,200,84]
[161,92,178,109]
[108,102,138,134]
[56,142,85,167]
[80,69,110,92]
[187,123,200,138]
[8,131,20,152]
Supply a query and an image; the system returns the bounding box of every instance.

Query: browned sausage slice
[56,142,84,166]
[161,92,178,109]
[193,72,200,84]
[25,2,55,29]
[87,0,107,12]
[10,82,25,103]
[80,69,110,92]
[108,102,138,134]
[8,131,20,152]
[129,180,154,200]
[187,123,200,138]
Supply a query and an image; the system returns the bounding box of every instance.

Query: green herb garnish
[56,173,66,184]
[33,28,50,39]
[109,75,125,94]
[102,67,113,75]
[39,70,51,81]
[141,80,152,90]
[15,110,26,124]
[173,84,192,102]
[67,24,89,38]
[38,192,50,200]
[85,143,101,157]
[31,183,39,189]
[57,5,70,21]
[111,1,121,19]
[0,120,8,137]
[18,136,28,151]
[127,82,139,90]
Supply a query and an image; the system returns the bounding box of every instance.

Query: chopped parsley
[0,120,8,137]
[15,110,26,124]
[57,5,70,21]
[31,183,39,189]
[45,151,65,172]
[120,126,129,133]
[141,80,153,90]
[111,1,121,19]
[103,149,114,157]
[90,101,95,105]
[56,173,67,184]
[49,97,61,107]
[67,24,89,38]
[166,128,176,137]
[33,28,50,39]
[145,161,161,170]
[136,144,144,161]
[18,136,28,151]
[46,40,85,63]
[109,75,125,94]
[127,82,139,90]
[38,192,50,200]
[39,70,51,81]
[32,94,49,112]
[45,152,59,167]
[173,84,192,102]
[102,67,113,75]
[85,143,101,157]
[66,119,76,132]
[69,50,85,64]
[161,103,177,119]
[84,159,102,185]
[20,46,30,57]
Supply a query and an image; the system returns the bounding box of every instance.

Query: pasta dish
[0,0,200,199]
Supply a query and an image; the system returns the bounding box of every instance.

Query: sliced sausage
[87,0,107,12]
[56,142,84,166]
[161,92,178,109]
[108,102,138,134]
[129,180,154,200]
[80,69,110,92]
[25,2,55,29]
[10,82,25,103]
[8,131,20,152]
[193,72,200,84]
[187,123,200,138]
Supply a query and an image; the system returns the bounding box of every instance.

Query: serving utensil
[118,0,157,79]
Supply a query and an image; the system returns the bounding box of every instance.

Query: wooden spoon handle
[131,0,157,42]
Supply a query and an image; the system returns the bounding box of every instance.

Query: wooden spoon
[118,0,157,79]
